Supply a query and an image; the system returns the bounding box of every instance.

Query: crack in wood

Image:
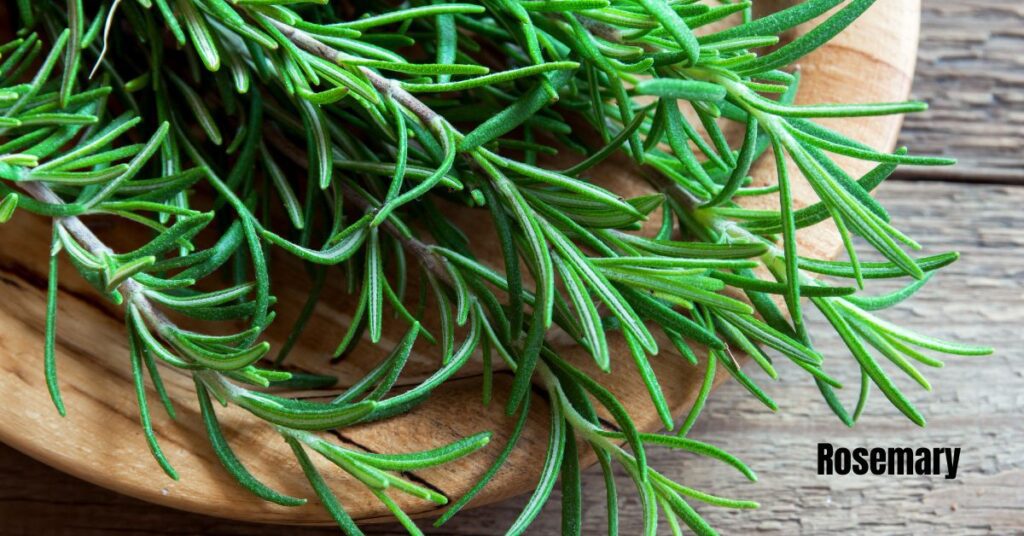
[326,431,451,506]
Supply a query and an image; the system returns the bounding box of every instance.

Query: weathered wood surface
[898,0,1024,182]
[3,0,1023,534]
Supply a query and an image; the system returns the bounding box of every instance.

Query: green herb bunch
[0,0,992,533]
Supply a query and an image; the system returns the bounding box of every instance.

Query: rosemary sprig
[0,0,991,533]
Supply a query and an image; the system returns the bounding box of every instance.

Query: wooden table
[2,1,1022,533]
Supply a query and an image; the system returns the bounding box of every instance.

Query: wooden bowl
[0,0,920,527]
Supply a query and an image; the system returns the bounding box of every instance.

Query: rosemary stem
[261,129,453,285]
[341,181,452,284]
[264,17,444,129]
[647,158,836,291]
[17,181,171,331]
[536,360,636,467]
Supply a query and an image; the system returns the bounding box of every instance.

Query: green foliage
[0,0,991,534]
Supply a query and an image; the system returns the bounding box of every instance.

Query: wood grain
[896,0,1024,182]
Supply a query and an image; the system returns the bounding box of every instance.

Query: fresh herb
[0,0,991,533]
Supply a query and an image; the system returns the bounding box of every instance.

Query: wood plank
[2,181,1020,535]
[895,0,1024,182]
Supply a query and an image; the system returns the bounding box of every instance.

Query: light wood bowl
[0,0,920,527]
